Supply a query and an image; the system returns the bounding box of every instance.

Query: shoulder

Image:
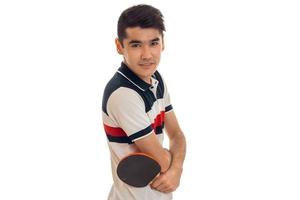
[109,87,143,106]
[104,86,146,117]
[102,72,144,114]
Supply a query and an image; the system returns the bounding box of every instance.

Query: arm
[165,111,186,172]
[151,110,186,193]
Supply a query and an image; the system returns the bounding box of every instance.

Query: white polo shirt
[102,62,173,200]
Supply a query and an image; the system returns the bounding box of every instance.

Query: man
[102,4,186,200]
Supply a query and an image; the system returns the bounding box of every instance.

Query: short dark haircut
[117,4,165,46]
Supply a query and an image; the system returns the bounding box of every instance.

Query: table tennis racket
[117,152,161,187]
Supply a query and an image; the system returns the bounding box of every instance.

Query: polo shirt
[102,62,173,200]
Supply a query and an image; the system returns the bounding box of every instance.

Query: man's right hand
[150,164,182,193]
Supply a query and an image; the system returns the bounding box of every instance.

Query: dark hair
[117,4,165,46]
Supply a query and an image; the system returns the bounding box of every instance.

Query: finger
[151,181,163,190]
[163,188,173,193]
[149,173,160,185]
[156,184,170,192]
[158,183,178,193]
[150,175,164,188]
[166,185,179,193]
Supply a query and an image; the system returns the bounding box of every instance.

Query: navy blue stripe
[129,125,153,141]
[165,105,173,112]
[106,135,133,144]
[154,125,164,135]
[153,71,164,99]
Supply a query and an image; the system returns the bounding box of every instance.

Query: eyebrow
[151,38,160,42]
[128,37,160,44]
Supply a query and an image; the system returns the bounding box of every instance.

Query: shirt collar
[117,62,156,92]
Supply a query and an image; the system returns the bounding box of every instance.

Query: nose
[141,45,152,60]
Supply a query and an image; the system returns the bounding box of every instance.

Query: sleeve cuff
[129,125,153,142]
[165,105,173,113]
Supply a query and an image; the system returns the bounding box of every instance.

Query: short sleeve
[106,87,153,142]
[161,76,173,113]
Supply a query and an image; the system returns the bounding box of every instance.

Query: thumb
[150,173,165,188]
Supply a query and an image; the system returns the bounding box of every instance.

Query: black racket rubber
[117,154,161,187]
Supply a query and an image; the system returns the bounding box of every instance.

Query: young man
[102,4,186,200]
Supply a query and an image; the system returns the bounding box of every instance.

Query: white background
[0,0,299,199]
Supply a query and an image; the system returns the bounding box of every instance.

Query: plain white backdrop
[0,0,300,199]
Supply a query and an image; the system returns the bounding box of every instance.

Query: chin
[137,69,155,79]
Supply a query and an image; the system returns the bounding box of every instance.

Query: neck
[143,77,152,84]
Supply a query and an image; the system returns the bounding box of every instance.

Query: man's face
[115,27,164,83]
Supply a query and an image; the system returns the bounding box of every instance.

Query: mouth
[138,62,155,67]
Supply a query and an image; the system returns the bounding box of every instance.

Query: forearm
[150,111,186,193]
[161,149,172,172]
[150,131,186,192]
[168,131,186,171]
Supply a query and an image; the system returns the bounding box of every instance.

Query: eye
[130,43,141,48]
[150,41,159,46]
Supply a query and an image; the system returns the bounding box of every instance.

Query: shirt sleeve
[106,87,153,142]
[161,76,173,113]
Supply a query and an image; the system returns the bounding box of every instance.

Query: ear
[115,38,124,55]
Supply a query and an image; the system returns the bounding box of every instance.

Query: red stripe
[104,111,165,137]
[151,111,165,129]
[103,124,127,137]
